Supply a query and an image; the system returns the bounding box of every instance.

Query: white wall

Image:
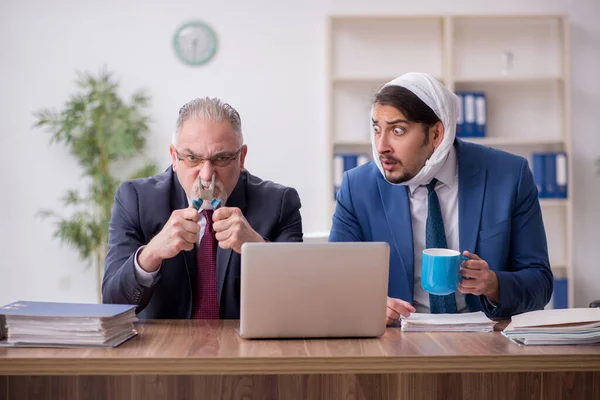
[1,0,599,307]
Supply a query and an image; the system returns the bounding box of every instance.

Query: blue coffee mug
[421,249,469,296]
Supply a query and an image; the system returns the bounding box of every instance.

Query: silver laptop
[238,242,390,339]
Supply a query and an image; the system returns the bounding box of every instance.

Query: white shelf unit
[326,15,573,307]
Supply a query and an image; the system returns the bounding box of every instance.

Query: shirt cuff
[134,246,160,287]
[487,298,499,307]
[480,295,499,315]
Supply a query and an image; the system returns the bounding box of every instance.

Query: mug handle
[458,255,469,281]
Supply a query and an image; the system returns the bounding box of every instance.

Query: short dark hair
[373,86,440,140]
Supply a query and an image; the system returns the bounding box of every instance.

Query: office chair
[590,300,600,308]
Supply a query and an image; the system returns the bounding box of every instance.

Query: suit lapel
[169,168,196,316]
[457,140,487,254]
[171,171,195,277]
[376,176,414,297]
[216,171,247,303]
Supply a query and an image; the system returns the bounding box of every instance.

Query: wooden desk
[1,320,599,400]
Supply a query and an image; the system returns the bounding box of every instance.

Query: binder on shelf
[455,92,464,137]
[455,92,478,137]
[357,153,370,167]
[343,154,358,172]
[464,93,476,137]
[553,278,569,309]
[333,153,370,200]
[555,152,568,198]
[333,153,344,200]
[546,292,555,310]
[544,152,557,198]
[531,152,568,199]
[532,153,546,198]
[474,92,487,137]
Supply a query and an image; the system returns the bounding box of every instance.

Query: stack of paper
[400,311,496,332]
[503,308,600,346]
[0,301,138,348]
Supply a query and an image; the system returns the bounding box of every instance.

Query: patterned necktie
[192,209,220,319]
[426,178,458,314]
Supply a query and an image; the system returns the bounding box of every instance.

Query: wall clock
[172,21,218,66]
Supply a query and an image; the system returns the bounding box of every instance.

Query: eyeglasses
[174,147,242,168]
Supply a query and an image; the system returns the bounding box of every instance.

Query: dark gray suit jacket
[102,168,303,319]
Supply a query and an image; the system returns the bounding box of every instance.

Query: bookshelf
[326,15,573,308]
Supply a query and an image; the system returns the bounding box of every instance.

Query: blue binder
[357,153,370,167]
[462,92,477,137]
[553,279,568,309]
[555,152,568,199]
[343,154,358,172]
[333,153,344,200]
[0,301,136,318]
[456,93,464,137]
[532,153,546,198]
[474,92,487,137]
[333,154,360,200]
[544,153,557,198]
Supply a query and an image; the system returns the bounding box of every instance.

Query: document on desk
[400,312,496,332]
[502,308,600,346]
[0,301,138,348]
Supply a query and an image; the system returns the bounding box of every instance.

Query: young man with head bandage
[103,97,303,319]
[329,72,552,323]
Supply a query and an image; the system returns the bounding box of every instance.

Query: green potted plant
[34,68,158,302]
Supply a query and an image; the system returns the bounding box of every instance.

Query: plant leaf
[32,66,156,271]
[52,212,100,262]
[61,190,86,207]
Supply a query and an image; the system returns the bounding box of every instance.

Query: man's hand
[459,251,499,304]
[212,207,265,253]
[138,206,200,272]
[386,297,416,325]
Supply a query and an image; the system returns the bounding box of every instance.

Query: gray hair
[172,97,243,145]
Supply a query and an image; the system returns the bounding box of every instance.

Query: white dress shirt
[134,211,207,287]
[408,146,468,313]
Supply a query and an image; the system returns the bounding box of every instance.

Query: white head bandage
[371,72,459,187]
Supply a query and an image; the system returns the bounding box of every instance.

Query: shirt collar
[408,145,457,195]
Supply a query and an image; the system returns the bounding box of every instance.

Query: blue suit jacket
[329,139,552,318]
[102,168,303,319]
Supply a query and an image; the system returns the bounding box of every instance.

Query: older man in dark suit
[102,97,303,319]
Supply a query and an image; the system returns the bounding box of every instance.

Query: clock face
[172,21,217,66]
